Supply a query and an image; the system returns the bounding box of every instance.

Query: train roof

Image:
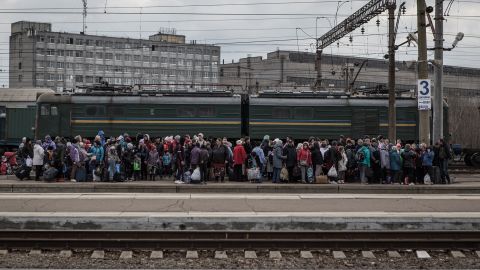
[37,92,242,105]
[249,96,416,107]
[0,88,54,107]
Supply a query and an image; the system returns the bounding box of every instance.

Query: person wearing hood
[272,139,286,183]
[107,146,120,182]
[33,140,45,181]
[212,138,229,183]
[401,144,417,185]
[297,142,312,183]
[97,130,106,146]
[42,135,56,151]
[380,143,391,184]
[88,141,104,181]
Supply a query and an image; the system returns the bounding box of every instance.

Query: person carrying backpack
[162,150,172,178]
[356,139,370,184]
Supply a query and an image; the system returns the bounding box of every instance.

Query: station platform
[1,192,480,231]
[0,173,478,194]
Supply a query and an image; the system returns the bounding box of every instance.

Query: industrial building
[220,50,480,98]
[9,21,220,91]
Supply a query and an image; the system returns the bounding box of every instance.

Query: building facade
[220,50,480,98]
[10,21,220,91]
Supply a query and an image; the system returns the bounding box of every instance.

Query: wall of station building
[9,21,220,92]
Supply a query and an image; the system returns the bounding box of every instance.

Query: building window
[18,62,22,70]
[143,56,150,62]
[66,38,74,44]
[124,55,132,61]
[86,39,94,46]
[75,51,84,57]
[95,40,103,46]
[46,49,55,56]
[57,50,65,56]
[104,41,113,48]
[95,52,103,59]
[86,52,94,58]
[75,39,84,45]
[66,50,74,57]
[105,53,113,59]
[36,61,44,68]
[134,55,141,61]
[56,62,64,69]
[115,54,123,61]
[57,74,64,81]
[86,76,94,83]
[75,75,83,83]
[152,56,159,62]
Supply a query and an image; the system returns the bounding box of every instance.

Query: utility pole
[388,4,397,142]
[417,0,430,144]
[433,0,444,143]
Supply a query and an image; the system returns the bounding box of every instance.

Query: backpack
[162,153,171,166]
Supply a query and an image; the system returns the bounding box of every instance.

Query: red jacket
[297,148,312,166]
[233,145,247,165]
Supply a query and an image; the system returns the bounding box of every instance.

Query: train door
[38,104,60,138]
[352,108,379,137]
[241,94,249,137]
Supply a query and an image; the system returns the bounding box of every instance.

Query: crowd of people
[15,131,452,185]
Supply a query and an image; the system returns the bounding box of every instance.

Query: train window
[177,107,196,117]
[294,107,313,119]
[111,107,124,116]
[40,105,50,116]
[150,108,155,116]
[0,107,5,118]
[272,107,291,119]
[50,106,58,116]
[85,106,97,116]
[198,107,215,117]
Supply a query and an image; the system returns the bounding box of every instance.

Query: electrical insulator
[376,18,380,27]
[402,5,406,15]
[349,35,353,43]
[361,27,365,34]
[337,42,340,47]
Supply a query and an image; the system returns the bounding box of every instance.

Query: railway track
[1,230,479,250]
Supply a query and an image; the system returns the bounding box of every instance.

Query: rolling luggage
[15,165,31,180]
[75,166,86,182]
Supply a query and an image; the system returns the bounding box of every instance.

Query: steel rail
[0,230,479,250]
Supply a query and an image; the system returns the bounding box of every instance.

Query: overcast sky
[1,0,479,87]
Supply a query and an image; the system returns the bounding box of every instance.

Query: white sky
[1,0,479,87]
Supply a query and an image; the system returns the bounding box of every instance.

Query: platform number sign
[417,79,432,110]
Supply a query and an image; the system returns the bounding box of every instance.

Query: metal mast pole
[417,0,430,144]
[433,0,444,143]
[388,5,397,142]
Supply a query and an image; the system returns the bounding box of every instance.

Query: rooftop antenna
[81,0,87,34]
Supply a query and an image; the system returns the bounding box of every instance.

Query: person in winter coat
[311,142,324,177]
[389,144,402,184]
[33,140,45,181]
[67,142,80,182]
[337,146,348,184]
[297,142,312,183]
[199,144,210,184]
[283,139,297,182]
[211,138,228,182]
[174,138,185,182]
[357,139,371,184]
[380,144,391,183]
[146,146,160,181]
[438,138,451,184]
[190,143,201,169]
[122,143,135,181]
[401,144,417,185]
[272,139,286,183]
[233,140,247,181]
[421,144,435,182]
[107,146,120,182]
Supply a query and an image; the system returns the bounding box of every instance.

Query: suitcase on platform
[75,166,86,182]
[315,174,329,184]
[15,165,31,180]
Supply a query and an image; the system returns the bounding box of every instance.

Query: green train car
[0,88,53,150]
[248,96,419,141]
[36,92,243,139]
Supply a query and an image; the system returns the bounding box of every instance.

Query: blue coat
[389,150,402,171]
[422,150,434,166]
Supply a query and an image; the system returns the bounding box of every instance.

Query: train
[33,85,428,141]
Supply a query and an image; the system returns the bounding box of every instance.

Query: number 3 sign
[417,79,432,110]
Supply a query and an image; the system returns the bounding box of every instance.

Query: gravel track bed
[0,249,479,269]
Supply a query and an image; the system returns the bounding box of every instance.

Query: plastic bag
[191,167,201,181]
[26,157,33,167]
[280,166,289,181]
[247,168,260,180]
[307,167,314,181]
[327,166,338,178]
[424,173,432,185]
